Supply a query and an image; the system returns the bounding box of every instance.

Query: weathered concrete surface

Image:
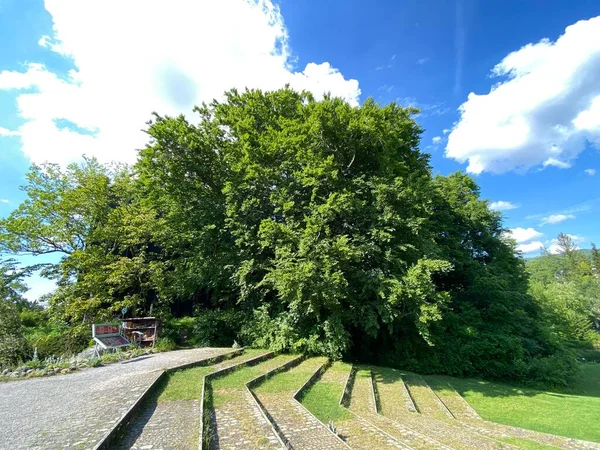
[0,347,231,450]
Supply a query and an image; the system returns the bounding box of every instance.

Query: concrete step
[315,363,413,450]
[206,353,297,449]
[372,367,519,450]
[252,357,350,450]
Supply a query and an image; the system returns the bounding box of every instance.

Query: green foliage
[31,327,89,359]
[162,309,248,347]
[154,337,177,352]
[0,88,581,386]
[0,299,30,367]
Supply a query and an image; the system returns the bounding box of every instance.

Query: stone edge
[92,347,244,450]
[292,360,353,450]
[199,350,275,450]
[245,355,305,448]
[339,365,356,407]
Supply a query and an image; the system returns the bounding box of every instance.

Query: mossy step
[401,372,454,420]
[208,354,297,449]
[253,357,349,450]
[373,366,520,450]
[423,376,481,421]
[303,362,411,450]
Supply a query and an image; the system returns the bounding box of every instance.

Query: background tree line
[1,88,598,386]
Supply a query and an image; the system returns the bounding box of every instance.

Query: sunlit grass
[300,362,353,422]
[210,354,294,390]
[425,364,600,443]
[254,357,327,394]
[158,349,264,402]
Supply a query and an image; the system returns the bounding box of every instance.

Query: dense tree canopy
[0,88,584,385]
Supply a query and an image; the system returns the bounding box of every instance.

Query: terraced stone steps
[349,368,448,450]
[308,363,410,450]
[111,349,262,450]
[370,367,519,449]
[252,357,349,450]
[402,372,454,420]
[206,353,300,449]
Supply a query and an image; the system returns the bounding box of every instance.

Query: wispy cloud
[540,214,575,226]
[454,0,465,95]
[432,136,443,145]
[397,97,449,117]
[0,199,9,204]
[417,58,429,65]
[525,201,595,221]
[375,54,396,71]
[585,168,596,176]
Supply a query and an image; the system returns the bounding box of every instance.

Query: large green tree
[0,88,577,385]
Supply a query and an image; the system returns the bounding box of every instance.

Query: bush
[162,309,247,348]
[32,327,89,360]
[154,337,177,352]
[0,299,30,367]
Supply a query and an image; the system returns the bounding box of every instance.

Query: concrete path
[0,347,231,450]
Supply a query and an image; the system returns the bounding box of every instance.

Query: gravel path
[0,347,231,450]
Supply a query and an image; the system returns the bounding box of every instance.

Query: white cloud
[442,128,451,134]
[446,16,600,174]
[540,214,575,226]
[517,241,544,254]
[417,58,429,65]
[585,168,596,176]
[0,199,9,204]
[0,126,19,137]
[0,0,361,166]
[507,227,543,243]
[432,136,442,145]
[490,200,519,211]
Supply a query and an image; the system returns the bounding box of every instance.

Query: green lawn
[425,363,600,443]
[158,349,264,402]
[300,362,353,422]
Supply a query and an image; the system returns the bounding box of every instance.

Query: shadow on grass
[369,362,600,400]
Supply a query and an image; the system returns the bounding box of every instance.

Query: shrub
[0,299,30,367]
[154,337,177,352]
[32,327,89,360]
[162,309,247,348]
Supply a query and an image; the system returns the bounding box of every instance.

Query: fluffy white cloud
[446,16,600,174]
[0,199,9,204]
[507,227,543,243]
[540,214,575,225]
[432,136,442,145]
[490,200,519,211]
[517,241,544,254]
[0,0,361,166]
[585,168,596,176]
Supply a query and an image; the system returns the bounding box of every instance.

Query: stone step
[207,354,298,449]
[372,367,520,450]
[401,372,454,420]
[252,357,350,450]
[421,376,481,421]
[349,368,447,450]
[112,349,268,450]
[314,363,413,450]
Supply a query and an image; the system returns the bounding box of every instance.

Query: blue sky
[1,0,599,300]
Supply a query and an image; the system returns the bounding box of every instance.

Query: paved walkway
[0,347,232,450]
